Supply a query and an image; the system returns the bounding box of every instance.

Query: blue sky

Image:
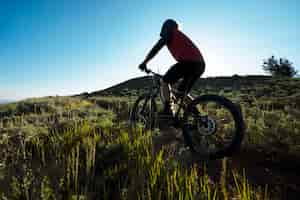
[0,0,299,100]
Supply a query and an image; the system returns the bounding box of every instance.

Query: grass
[1,77,300,199]
[0,119,268,199]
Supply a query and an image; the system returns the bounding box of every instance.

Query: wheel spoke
[183,95,244,158]
[131,95,158,130]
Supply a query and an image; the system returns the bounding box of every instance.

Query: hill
[88,75,273,97]
[1,76,300,198]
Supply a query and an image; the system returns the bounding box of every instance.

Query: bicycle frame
[145,69,192,123]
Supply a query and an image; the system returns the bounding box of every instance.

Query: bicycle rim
[182,94,245,159]
[130,95,157,130]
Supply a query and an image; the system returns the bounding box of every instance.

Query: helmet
[160,19,178,39]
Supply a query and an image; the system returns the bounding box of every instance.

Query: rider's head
[160,19,178,40]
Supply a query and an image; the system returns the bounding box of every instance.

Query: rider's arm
[142,38,166,64]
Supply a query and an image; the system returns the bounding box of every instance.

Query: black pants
[162,61,205,93]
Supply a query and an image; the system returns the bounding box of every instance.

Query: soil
[154,128,300,199]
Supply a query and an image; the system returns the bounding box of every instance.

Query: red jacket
[167,29,203,62]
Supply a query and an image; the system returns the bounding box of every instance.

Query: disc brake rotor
[197,116,217,136]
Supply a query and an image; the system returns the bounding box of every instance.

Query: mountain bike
[130,68,245,159]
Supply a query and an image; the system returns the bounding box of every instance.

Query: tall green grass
[2,88,299,199]
[0,116,269,199]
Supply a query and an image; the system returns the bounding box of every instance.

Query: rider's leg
[162,63,185,114]
[177,61,205,94]
[177,61,205,113]
[160,79,172,113]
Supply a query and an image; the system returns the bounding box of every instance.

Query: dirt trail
[231,148,300,198]
[153,128,300,199]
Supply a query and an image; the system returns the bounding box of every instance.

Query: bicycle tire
[182,94,245,159]
[130,94,158,130]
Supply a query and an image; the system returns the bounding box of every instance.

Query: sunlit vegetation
[1,77,300,199]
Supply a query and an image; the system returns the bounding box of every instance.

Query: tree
[262,55,298,78]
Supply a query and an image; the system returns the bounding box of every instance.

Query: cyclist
[139,19,205,115]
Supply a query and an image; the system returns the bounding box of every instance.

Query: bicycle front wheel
[130,94,158,130]
[182,94,245,159]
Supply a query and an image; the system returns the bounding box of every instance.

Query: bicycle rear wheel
[130,94,158,130]
[182,94,245,159]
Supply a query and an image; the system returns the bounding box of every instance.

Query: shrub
[262,56,297,78]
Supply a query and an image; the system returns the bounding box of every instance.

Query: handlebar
[143,68,162,78]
